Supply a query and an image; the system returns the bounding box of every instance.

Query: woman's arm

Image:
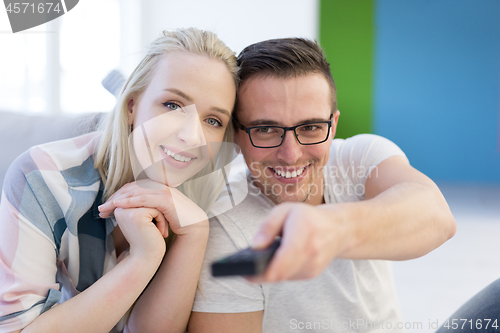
[21,252,161,333]
[17,207,167,333]
[98,181,211,333]
[126,223,209,333]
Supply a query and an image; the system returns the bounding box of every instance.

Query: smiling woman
[0,28,238,333]
[126,52,235,189]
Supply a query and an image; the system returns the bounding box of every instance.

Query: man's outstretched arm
[249,155,457,282]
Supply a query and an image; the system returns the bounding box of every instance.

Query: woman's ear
[127,97,135,126]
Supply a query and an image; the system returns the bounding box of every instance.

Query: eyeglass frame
[233,114,334,149]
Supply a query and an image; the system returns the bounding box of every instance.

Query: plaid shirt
[0,133,119,331]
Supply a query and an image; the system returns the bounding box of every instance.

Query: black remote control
[211,238,281,277]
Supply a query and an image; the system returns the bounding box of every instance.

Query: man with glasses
[188,38,456,333]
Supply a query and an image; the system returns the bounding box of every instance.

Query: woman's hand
[113,207,167,260]
[98,179,209,236]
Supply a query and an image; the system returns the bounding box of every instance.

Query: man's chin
[268,185,311,204]
[256,178,310,204]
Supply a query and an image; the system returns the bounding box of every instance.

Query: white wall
[121,0,319,74]
[0,0,319,113]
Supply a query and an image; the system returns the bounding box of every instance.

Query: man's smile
[268,164,311,181]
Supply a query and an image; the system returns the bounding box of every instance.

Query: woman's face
[128,52,236,187]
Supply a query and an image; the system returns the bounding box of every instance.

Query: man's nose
[275,130,302,164]
[177,113,206,147]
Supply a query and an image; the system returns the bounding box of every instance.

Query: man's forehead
[237,74,333,123]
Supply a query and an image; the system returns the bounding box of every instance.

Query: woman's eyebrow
[164,88,230,117]
[164,88,193,102]
[210,107,231,118]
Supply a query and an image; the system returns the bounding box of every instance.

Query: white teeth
[272,166,306,178]
[163,148,192,162]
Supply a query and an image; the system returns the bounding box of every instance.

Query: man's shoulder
[329,133,406,165]
[209,184,274,250]
[324,134,407,202]
[330,133,393,152]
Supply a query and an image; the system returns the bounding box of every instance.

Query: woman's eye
[206,118,222,127]
[163,102,181,111]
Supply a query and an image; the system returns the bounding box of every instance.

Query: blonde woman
[0,28,238,333]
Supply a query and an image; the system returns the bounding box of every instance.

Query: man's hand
[247,202,349,282]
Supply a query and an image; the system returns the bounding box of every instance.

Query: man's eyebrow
[247,119,281,126]
[164,88,193,102]
[247,117,330,127]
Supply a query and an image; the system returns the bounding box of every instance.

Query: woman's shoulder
[2,133,103,240]
[3,132,102,199]
[30,132,101,169]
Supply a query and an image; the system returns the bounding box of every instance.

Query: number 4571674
[6,3,62,14]
[443,318,498,330]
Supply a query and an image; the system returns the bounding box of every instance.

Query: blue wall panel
[374,0,500,183]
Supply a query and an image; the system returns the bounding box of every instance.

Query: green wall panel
[319,0,374,138]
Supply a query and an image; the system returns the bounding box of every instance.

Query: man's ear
[333,110,340,124]
[127,97,135,126]
[331,110,340,137]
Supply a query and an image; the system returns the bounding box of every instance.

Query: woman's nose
[177,111,206,147]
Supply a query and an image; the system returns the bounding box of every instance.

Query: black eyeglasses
[233,114,333,148]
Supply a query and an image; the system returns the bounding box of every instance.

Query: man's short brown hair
[235,38,337,122]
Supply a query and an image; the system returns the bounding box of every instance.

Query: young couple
[1,27,464,333]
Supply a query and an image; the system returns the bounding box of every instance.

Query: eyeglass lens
[249,122,330,147]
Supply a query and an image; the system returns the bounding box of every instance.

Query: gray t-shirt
[194,134,408,333]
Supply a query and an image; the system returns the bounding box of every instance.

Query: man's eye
[206,118,222,127]
[258,127,272,133]
[302,125,316,131]
[163,102,181,111]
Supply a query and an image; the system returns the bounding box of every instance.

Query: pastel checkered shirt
[0,133,120,331]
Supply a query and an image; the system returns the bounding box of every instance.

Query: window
[0,0,120,114]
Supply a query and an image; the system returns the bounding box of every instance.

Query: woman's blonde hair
[94,28,239,213]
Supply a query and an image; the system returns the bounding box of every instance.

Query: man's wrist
[320,202,365,258]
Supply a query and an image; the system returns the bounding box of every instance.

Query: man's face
[235,74,340,205]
